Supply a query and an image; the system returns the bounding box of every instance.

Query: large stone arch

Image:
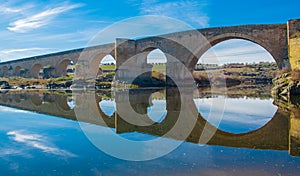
[188,33,284,70]
[115,37,197,86]
[30,64,43,78]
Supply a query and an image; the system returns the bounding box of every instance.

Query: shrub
[277,68,291,76]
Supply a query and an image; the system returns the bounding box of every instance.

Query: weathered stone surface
[288,20,300,69]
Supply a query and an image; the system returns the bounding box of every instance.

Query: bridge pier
[114,39,156,85]
[288,19,300,70]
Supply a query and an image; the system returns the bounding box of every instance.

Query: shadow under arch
[13,66,22,76]
[188,33,282,70]
[55,59,72,77]
[1,66,8,77]
[30,64,43,78]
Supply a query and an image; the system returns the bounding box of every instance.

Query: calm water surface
[0,88,299,175]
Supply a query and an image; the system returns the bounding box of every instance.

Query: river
[0,87,299,175]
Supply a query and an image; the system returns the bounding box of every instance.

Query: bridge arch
[74,49,115,82]
[90,54,116,78]
[136,37,195,61]
[134,37,198,86]
[147,49,167,81]
[188,32,282,70]
[30,64,43,78]
[54,59,72,77]
[1,66,8,77]
[13,66,22,77]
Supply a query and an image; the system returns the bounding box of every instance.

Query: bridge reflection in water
[0,88,298,157]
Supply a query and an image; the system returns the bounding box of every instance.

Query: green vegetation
[0,61,280,90]
[100,64,116,71]
[49,76,74,83]
[43,65,52,69]
[152,64,166,72]
[0,75,74,89]
[193,62,278,87]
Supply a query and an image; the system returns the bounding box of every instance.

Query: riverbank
[272,69,300,99]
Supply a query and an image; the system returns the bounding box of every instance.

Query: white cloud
[7,3,83,33]
[0,47,55,62]
[0,5,23,14]
[0,47,52,54]
[0,106,31,114]
[140,0,209,28]
[0,2,33,15]
[0,148,23,156]
[7,130,77,157]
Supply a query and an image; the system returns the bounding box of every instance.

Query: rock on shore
[272,72,300,97]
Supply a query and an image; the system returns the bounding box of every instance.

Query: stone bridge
[0,89,298,156]
[1,19,300,79]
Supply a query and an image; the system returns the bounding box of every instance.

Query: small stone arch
[1,66,9,77]
[13,66,22,77]
[55,59,72,77]
[30,64,43,78]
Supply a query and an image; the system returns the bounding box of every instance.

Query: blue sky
[0,0,299,63]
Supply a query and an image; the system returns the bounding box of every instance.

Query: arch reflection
[0,88,297,156]
[194,96,277,134]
